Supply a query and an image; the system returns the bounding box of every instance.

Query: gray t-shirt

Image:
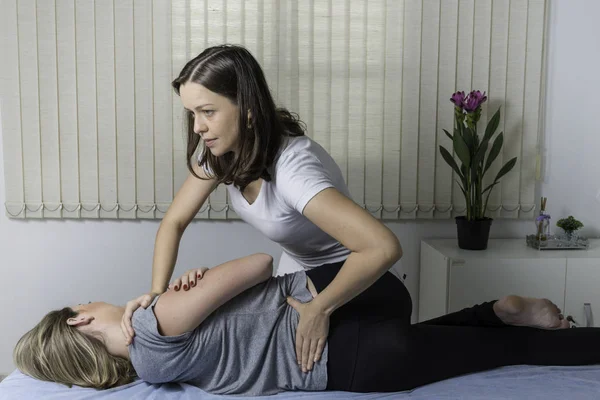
[129,272,328,396]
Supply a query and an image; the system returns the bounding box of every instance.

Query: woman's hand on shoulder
[121,292,160,345]
[168,267,210,291]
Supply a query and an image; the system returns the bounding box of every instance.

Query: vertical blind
[0,0,547,220]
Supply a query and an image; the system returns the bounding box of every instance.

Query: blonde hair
[13,307,136,389]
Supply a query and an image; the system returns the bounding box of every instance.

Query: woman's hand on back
[286,297,330,373]
[168,267,209,291]
[121,292,160,345]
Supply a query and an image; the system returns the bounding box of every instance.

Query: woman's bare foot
[493,295,570,330]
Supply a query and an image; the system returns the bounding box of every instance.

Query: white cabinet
[565,258,600,327]
[447,258,566,314]
[418,239,600,324]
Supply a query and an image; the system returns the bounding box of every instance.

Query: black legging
[306,261,600,393]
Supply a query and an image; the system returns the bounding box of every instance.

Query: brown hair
[172,44,305,191]
[13,307,136,389]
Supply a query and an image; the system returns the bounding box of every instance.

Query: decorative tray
[526,234,590,250]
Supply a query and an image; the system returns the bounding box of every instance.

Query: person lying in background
[14,253,599,396]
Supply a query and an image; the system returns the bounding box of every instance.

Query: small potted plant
[556,216,584,241]
[439,91,517,250]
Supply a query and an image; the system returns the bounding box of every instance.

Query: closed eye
[203,110,215,117]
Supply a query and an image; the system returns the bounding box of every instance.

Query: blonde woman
[14,253,600,395]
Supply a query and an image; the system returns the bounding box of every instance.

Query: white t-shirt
[204,135,351,269]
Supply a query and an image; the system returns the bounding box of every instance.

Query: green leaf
[483,108,501,143]
[472,140,489,171]
[473,131,480,152]
[462,125,475,151]
[470,162,477,188]
[439,146,464,180]
[455,179,466,196]
[460,162,469,181]
[453,128,471,168]
[484,132,504,174]
[482,181,498,194]
[493,157,518,182]
[482,158,518,193]
[443,129,453,141]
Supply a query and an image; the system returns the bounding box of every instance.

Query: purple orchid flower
[462,90,487,112]
[450,91,465,109]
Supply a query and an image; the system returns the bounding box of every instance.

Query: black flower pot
[456,216,493,250]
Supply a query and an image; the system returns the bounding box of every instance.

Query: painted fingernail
[183,285,188,290]
[175,286,179,290]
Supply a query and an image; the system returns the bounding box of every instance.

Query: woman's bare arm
[153,253,274,336]
[150,163,218,295]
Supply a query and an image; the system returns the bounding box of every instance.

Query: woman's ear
[67,314,95,327]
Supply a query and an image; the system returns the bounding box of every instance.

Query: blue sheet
[2,365,600,399]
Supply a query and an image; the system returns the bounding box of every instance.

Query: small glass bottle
[535,197,550,245]
[535,213,550,243]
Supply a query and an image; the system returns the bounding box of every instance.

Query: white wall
[1,0,599,375]
[540,0,600,234]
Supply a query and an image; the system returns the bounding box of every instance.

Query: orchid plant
[439,90,517,221]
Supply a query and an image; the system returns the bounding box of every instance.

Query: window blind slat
[115,0,136,219]
[452,0,474,216]
[502,0,529,219]
[55,0,80,218]
[381,0,403,220]
[37,1,61,218]
[19,0,43,219]
[0,0,25,218]
[364,0,385,219]
[347,0,367,206]
[521,0,546,220]
[329,0,349,185]
[417,0,441,219]
[133,0,155,219]
[276,0,292,110]
[188,0,210,219]
[312,1,330,153]
[226,0,243,44]
[75,0,99,218]
[153,0,173,219]
[262,0,278,98]
[297,1,313,141]
[434,0,459,220]
[399,0,422,219]
[487,0,511,219]
[171,0,187,202]
[96,0,118,219]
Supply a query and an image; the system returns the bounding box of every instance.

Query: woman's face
[180,82,241,157]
